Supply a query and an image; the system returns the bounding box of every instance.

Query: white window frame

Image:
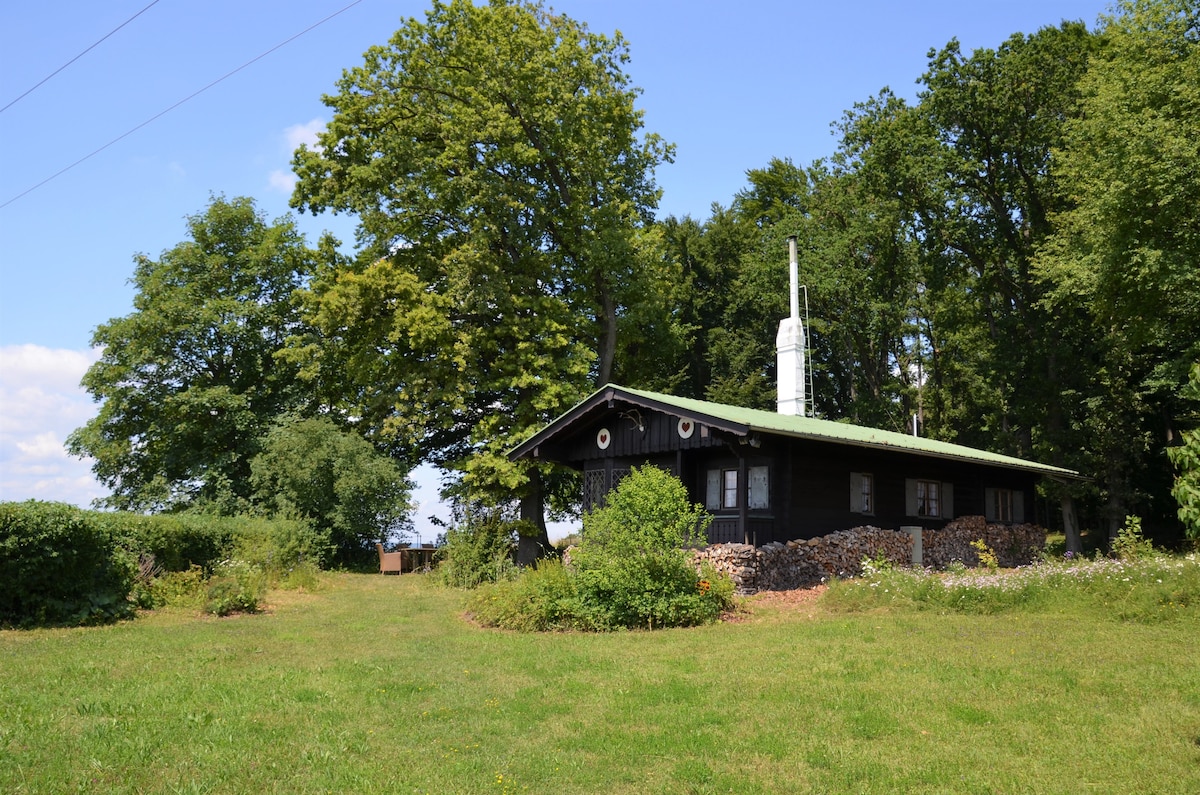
[849,472,874,515]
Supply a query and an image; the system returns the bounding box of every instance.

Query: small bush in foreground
[145,566,208,610]
[468,558,577,631]
[571,466,727,630]
[204,560,267,616]
[434,508,520,589]
[1111,514,1155,560]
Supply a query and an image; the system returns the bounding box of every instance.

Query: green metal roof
[516,384,1080,479]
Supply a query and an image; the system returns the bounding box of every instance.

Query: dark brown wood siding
[552,403,1039,547]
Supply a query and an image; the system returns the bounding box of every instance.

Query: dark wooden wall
[560,404,1037,546]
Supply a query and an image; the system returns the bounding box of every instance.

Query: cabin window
[917,480,939,517]
[992,488,1013,522]
[748,466,770,510]
[985,487,1024,523]
[722,469,739,509]
[850,472,874,514]
[583,470,607,512]
[906,479,954,519]
[707,466,768,511]
[706,468,739,509]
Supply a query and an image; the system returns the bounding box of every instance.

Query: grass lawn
[2,572,1198,794]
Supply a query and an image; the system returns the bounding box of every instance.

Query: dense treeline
[638,1,1199,546]
[69,0,1198,549]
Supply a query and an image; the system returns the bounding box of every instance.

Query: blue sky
[0,0,1107,538]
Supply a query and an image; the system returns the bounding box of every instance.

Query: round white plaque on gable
[677,418,695,439]
[596,428,611,450]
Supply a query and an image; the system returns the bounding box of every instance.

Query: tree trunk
[1105,483,1126,545]
[517,466,551,566]
[595,283,617,386]
[1060,495,1082,556]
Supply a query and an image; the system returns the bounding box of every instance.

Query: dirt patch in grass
[748,584,827,609]
[725,584,828,621]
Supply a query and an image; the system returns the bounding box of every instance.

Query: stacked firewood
[695,526,913,593]
[695,518,1046,594]
[693,543,760,594]
[922,516,1046,568]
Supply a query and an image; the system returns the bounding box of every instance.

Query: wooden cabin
[509,385,1079,546]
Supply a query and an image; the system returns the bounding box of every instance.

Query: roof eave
[508,385,752,462]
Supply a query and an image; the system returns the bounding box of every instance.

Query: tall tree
[250,415,413,562]
[704,159,810,410]
[911,21,1096,458]
[657,209,750,401]
[288,0,671,555]
[1038,0,1200,540]
[67,197,326,512]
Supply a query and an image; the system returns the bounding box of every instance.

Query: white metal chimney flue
[776,236,806,416]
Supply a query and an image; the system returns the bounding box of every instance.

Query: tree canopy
[71,0,1198,548]
[68,197,329,512]
[250,415,413,561]
[287,0,672,556]
[652,3,1195,545]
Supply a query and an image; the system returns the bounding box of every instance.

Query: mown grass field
[2,571,1198,794]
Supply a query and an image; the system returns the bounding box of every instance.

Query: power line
[0,0,364,211]
[0,0,164,115]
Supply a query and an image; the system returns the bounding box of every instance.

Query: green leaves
[1168,364,1200,540]
[249,415,413,561]
[288,0,671,532]
[67,197,328,512]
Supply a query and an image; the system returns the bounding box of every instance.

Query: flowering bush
[204,559,267,616]
[824,552,1200,622]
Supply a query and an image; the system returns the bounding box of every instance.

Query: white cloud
[0,345,106,507]
[284,118,325,152]
[266,118,325,195]
[16,432,70,460]
[268,169,297,194]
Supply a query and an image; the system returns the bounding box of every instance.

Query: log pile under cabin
[694,517,1047,594]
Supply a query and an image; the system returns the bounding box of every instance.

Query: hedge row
[1,501,327,629]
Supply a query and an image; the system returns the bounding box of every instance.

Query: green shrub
[145,566,208,610]
[571,466,731,630]
[99,512,234,573]
[434,509,520,589]
[204,560,267,616]
[1,503,326,624]
[0,501,136,627]
[464,468,733,632]
[970,539,1000,572]
[468,558,578,631]
[1111,515,1154,560]
[227,516,331,581]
